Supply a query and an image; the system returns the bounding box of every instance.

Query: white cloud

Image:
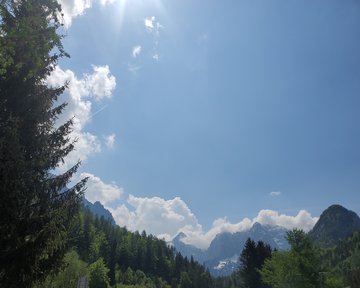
[144,16,155,29]
[109,195,319,250]
[110,196,201,237]
[47,65,116,170]
[105,133,116,148]
[270,191,281,197]
[58,0,92,27]
[179,217,253,250]
[57,0,114,27]
[85,65,116,101]
[132,46,142,58]
[99,0,115,5]
[81,173,123,205]
[143,16,163,61]
[253,209,318,232]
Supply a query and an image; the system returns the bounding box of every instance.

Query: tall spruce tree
[0,0,87,286]
[239,238,272,288]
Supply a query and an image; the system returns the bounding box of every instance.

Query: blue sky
[52,0,360,248]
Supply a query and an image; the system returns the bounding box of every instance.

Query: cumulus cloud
[132,46,142,58]
[85,65,116,101]
[270,191,281,197]
[58,0,91,27]
[109,195,318,250]
[58,0,114,27]
[179,217,253,249]
[105,133,116,148]
[81,172,123,205]
[152,54,159,61]
[253,209,318,232]
[47,65,116,170]
[110,196,201,239]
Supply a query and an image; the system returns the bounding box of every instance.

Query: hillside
[38,209,213,287]
[308,204,360,247]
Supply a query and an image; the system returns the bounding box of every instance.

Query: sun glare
[113,0,165,33]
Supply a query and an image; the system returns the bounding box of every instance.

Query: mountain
[308,204,360,247]
[207,223,289,262]
[57,180,116,226]
[172,232,206,262]
[172,222,289,276]
[81,197,116,225]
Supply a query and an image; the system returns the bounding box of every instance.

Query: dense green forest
[37,207,360,288]
[320,231,360,287]
[36,209,213,287]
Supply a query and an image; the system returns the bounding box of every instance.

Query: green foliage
[261,251,305,288]
[323,275,346,288]
[89,258,111,288]
[320,231,360,287]
[213,273,243,288]
[179,271,192,288]
[0,0,86,286]
[260,229,321,288]
[34,250,88,288]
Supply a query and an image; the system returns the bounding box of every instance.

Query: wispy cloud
[128,63,141,74]
[144,16,155,29]
[144,16,163,61]
[105,133,116,148]
[132,45,142,58]
[270,191,281,197]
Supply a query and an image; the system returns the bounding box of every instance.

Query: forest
[35,207,360,288]
[1,0,359,287]
[36,209,213,287]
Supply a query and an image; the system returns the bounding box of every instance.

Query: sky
[50,0,360,249]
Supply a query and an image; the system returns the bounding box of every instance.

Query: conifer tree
[239,238,272,288]
[0,0,86,286]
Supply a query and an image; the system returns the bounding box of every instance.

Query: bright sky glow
[55,0,360,246]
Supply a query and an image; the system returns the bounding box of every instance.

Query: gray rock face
[172,222,289,276]
[82,197,116,225]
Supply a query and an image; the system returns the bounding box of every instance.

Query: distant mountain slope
[206,222,289,262]
[81,197,116,225]
[308,204,360,247]
[172,222,289,276]
[172,232,206,262]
